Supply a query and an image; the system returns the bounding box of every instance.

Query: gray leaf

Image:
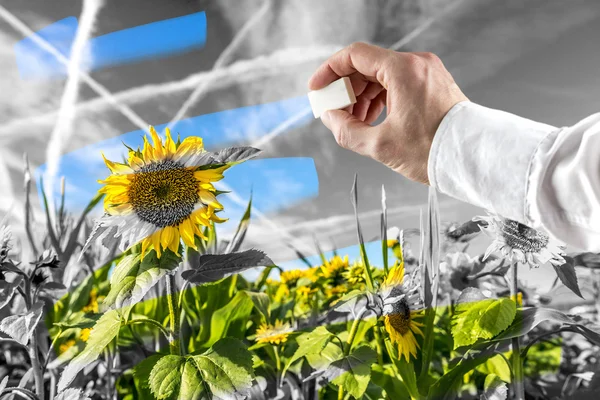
[0,276,23,310]
[55,388,91,400]
[192,147,261,167]
[456,287,488,305]
[182,250,273,284]
[553,260,584,299]
[0,301,43,345]
[480,374,508,400]
[0,376,8,392]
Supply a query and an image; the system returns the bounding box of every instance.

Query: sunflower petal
[173,137,204,164]
[102,153,133,175]
[198,190,223,210]
[164,128,177,156]
[149,126,165,159]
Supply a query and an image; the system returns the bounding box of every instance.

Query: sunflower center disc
[501,219,549,253]
[128,160,199,228]
[388,297,411,334]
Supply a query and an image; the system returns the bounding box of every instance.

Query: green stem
[273,345,282,387]
[166,274,181,355]
[510,262,524,400]
[344,309,367,355]
[373,323,385,366]
[338,309,368,400]
[127,319,171,342]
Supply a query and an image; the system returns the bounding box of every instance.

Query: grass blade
[381,185,389,275]
[23,154,38,257]
[351,174,374,291]
[225,192,252,254]
[313,234,328,266]
[39,176,62,257]
[419,186,441,385]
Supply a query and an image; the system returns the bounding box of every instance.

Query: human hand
[309,42,468,184]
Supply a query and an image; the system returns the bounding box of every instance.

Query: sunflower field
[2,132,600,400]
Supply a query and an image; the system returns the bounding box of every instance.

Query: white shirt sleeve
[428,101,600,252]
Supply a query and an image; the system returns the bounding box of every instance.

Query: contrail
[251,106,312,149]
[0,4,148,132]
[44,0,104,218]
[167,0,273,128]
[218,180,315,254]
[389,0,468,50]
[244,0,470,152]
[0,45,342,142]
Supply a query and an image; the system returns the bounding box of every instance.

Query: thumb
[321,109,375,154]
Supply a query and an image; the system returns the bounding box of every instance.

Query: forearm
[428,101,600,251]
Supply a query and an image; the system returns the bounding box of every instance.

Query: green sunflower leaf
[143,355,207,400]
[282,326,334,378]
[58,309,122,392]
[451,294,516,349]
[0,301,43,345]
[371,364,411,400]
[481,374,508,400]
[243,290,270,322]
[181,250,273,284]
[149,355,186,399]
[308,345,377,399]
[203,291,254,348]
[104,249,181,309]
[191,338,254,400]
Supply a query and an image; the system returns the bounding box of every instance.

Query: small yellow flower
[59,339,76,354]
[79,328,92,342]
[255,320,293,345]
[280,267,318,287]
[296,286,317,299]
[343,262,366,286]
[321,255,349,279]
[82,288,99,314]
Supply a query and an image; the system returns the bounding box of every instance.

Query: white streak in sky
[0,4,148,132]
[389,0,468,50]
[44,0,104,217]
[0,45,342,141]
[218,180,315,254]
[252,106,312,149]
[167,0,273,128]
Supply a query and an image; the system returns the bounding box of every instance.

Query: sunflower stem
[166,273,181,355]
[273,344,282,387]
[509,262,524,400]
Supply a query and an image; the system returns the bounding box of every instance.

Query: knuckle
[404,53,423,69]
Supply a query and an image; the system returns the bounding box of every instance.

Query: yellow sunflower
[96,126,259,258]
[255,320,293,345]
[381,261,424,362]
[321,255,349,279]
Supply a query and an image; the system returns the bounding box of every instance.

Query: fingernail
[321,111,331,128]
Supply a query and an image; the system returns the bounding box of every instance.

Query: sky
[1,0,600,302]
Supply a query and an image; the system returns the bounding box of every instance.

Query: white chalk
[308,76,356,118]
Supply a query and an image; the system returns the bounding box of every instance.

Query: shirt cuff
[427,101,556,223]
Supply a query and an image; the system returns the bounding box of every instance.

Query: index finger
[308,42,391,90]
